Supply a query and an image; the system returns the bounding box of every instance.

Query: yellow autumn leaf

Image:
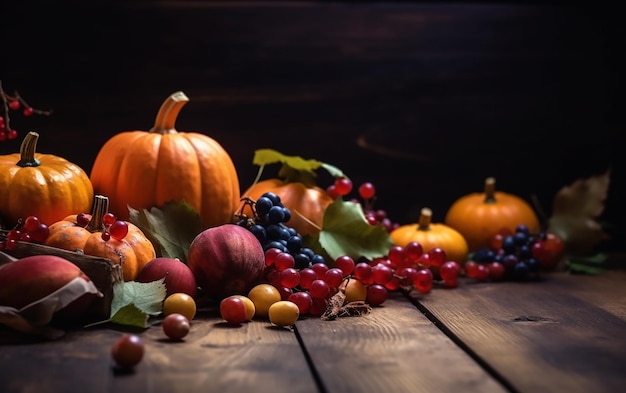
[547,169,611,256]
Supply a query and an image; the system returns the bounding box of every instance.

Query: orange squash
[444,177,540,252]
[0,131,94,227]
[89,91,240,229]
[390,207,469,265]
[45,195,156,281]
[241,179,334,237]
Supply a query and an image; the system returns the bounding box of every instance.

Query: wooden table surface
[2,268,626,393]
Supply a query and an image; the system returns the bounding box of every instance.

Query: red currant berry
[358,182,376,200]
[23,107,34,116]
[333,177,353,196]
[8,100,20,110]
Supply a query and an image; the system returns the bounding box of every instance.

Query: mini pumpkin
[45,195,156,281]
[444,177,540,251]
[390,207,469,265]
[0,131,94,227]
[89,91,240,229]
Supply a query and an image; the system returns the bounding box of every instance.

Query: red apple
[135,257,198,298]
[187,224,265,300]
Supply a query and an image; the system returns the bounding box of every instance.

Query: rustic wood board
[295,292,507,393]
[408,271,626,393]
[0,308,317,393]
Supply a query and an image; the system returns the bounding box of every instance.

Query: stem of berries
[0,80,53,143]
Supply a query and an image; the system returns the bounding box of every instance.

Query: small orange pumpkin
[0,131,94,227]
[390,207,469,264]
[45,195,156,281]
[241,179,334,237]
[89,91,240,229]
[444,177,540,252]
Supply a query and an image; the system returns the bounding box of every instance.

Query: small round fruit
[162,313,190,340]
[343,278,367,303]
[163,293,197,320]
[268,300,300,327]
[220,296,248,325]
[232,295,255,321]
[247,284,281,318]
[111,334,144,369]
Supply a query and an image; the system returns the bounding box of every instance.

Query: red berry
[8,100,20,110]
[333,177,353,196]
[23,107,34,116]
[358,182,376,199]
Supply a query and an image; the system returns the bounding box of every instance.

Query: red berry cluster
[262,240,462,317]
[74,212,129,241]
[0,215,50,251]
[326,177,400,233]
[0,80,52,143]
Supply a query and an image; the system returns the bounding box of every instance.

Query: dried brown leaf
[547,169,611,256]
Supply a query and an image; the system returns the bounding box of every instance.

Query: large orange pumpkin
[390,207,469,265]
[444,177,540,252]
[45,195,156,281]
[241,179,334,237]
[0,131,94,227]
[89,91,240,229]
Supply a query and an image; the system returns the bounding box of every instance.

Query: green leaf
[252,149,347,179]
[318,198,394,261]
[109,303,151,328]
[253,149,323,174]
[567,253,609,275]
[111,279,167,318]
[128,201,203,263]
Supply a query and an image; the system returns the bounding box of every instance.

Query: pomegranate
[135,257,198,298]
[187,224,265,300]
[0,255,101,325]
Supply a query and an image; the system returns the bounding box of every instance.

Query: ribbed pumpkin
[89,91,240,229]
[0,131,94,227]
[444,177,540,252]
[390,207,469,265]
[241,179,334,237]
[45,195,156,281]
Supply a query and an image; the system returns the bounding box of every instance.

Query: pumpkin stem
[87,195,110,232]
[149,91,189,134]
[16,131,42,167]
[417,207,432,230]
[484,177,497,203]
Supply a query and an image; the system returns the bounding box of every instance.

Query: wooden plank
[408,271,626,393]
[0,311,318,393]
[295,291,507,393]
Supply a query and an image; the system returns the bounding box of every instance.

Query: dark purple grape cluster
[236,192,326,269]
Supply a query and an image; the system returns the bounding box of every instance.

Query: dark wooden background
[2,1,625,252]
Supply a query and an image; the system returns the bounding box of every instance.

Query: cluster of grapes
[236,186,463,317]
[236,192,327,269]
[0,215,50,251]
[464,224,564,282]
[328,179,400,233]
[0,81,52,143]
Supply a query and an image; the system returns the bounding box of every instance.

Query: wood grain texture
[408,271,626,393]
[295,292,508,393]
[0,312,318,393]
